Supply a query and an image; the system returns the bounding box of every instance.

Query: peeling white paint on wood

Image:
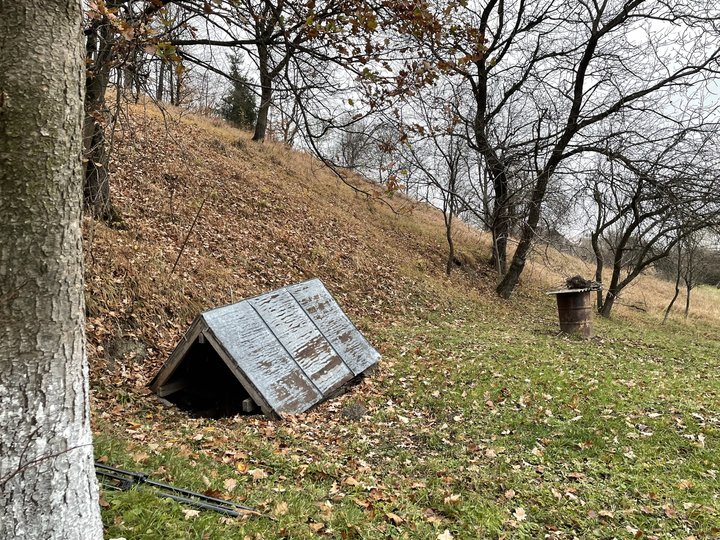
[150,279,380,418]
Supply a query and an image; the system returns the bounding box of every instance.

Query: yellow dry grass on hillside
[84,99,718,390]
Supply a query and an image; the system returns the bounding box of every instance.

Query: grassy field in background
[94,292,720,539]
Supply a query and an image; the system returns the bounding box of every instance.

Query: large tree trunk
[488,180,509,275]
[473,122,509,275]
[599,262,623,318]
[0,1,103,538]
[495,168,552,298]
[84,18,118,222]
[252,44,272,142]
[590,213,604,311]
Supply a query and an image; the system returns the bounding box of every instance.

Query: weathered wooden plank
[287,280,380,376]
[156,377,190,398]
[149,317,206,393]
[248,289,354,396]
[203,303,323,415]
[152,279,380,419]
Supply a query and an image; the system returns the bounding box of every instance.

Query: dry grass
[85,98,719,392]
[528,244,720,324]
[86,100,491,388]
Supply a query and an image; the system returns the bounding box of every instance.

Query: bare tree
[381,0,720,298]
[1,0,103,537]
[662,240,684,323]
[585,131,720,317]
[83,0,175,220]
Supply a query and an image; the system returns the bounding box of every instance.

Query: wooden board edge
[148,317,207,392]
[201,326,282,421]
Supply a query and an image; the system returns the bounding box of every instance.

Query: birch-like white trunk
[0,1,104,538]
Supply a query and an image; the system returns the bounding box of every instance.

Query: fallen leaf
[386,512,404,525]
[424,508,443,524]
[308,522,324,532]
[437,530,454,540]
[678,479,694,490]
[513,507,527,521]
[353,497,370,508]
[664,504,677,518]
[249,468,268,480]
[224,478,237,493]
[182,509,200,519]
[132,452,149,463]
[275,501,288,516]
[444,493,461,504]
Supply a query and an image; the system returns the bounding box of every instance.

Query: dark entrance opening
[160,340,259,418]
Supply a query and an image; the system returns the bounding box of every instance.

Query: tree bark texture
[495,169,551,298]
[83,18,115,221]
[663,247,683,323]
[252,43,272,142]
[0,1,104,538]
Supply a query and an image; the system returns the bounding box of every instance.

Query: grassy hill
[87,102,720,539]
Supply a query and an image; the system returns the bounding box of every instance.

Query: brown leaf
[678,479,694,490]
[249,468,268,480]
[274,501,288,516]
[224,478,237,493]
[308,522,324,532]
[132,451,149,463]
[663,504,677,518]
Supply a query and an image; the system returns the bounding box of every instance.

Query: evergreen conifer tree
[220,55,257,130]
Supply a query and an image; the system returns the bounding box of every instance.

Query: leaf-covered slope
[84,103,720,388]
[85,104,495,385]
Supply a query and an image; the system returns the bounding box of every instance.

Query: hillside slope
[85,102,718,384]
[85,102,500,384]
[87,103,720,539]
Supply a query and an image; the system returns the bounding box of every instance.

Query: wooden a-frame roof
[149,279,380,419]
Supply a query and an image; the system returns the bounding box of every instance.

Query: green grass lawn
[94,295,720,539]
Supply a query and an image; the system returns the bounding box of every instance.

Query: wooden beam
[156,377,190,397]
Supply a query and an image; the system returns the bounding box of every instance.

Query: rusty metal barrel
[546,288,593,338]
